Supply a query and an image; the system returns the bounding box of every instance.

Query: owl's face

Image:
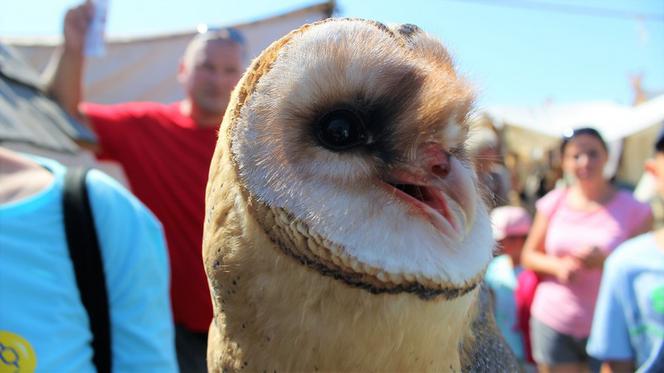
[231,19,493,299]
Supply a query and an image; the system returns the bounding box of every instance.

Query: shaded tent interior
[0,43,122,180]
[0,44,95,154]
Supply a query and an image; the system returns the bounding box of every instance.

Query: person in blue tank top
[0,147,177,372]
[587,128,664,373]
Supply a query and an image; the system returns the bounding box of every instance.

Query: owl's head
[225,19,493,300]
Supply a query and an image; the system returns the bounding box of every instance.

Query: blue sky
[2,0,663,107]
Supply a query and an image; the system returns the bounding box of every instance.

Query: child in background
[485,206,535,371]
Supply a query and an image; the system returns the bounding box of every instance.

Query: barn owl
[203,18,517,372]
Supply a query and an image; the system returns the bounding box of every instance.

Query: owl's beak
[383,142,459,235]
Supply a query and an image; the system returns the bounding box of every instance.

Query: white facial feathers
[231,19,492,289]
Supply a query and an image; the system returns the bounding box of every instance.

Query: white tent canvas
[2,2,333,104]
[487,95,664,142]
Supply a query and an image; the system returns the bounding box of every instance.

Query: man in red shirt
[46,2,246,371]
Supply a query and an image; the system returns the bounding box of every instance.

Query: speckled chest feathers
[203,18,518,372]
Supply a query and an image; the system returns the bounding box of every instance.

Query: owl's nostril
[424,145,450,179]
[431,163,450,179]
[420,142,451,180]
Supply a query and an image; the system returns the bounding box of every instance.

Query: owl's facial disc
[231,19,494,299]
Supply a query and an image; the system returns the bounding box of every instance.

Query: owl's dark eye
[315,109,368,151]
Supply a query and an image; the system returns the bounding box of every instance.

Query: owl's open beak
[383,143,459,237]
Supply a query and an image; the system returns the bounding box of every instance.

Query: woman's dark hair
[656,125,664,153]
[560,127,607,154]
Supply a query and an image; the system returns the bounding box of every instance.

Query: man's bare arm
[44,1,93,121]
[600,360,635,373]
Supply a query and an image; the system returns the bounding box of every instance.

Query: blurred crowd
[1,1,663,372]
[477,121,663,372]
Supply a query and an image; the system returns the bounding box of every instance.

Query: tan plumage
[203,19,517,372]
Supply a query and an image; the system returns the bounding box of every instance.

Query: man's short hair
[184,26,248,64]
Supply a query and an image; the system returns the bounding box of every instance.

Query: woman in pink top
[521,127,652,373]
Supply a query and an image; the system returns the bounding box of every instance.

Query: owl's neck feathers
[205,189,477,372]
[253,199,481,300]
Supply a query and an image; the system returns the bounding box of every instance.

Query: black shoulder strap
[63,167,112,373]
